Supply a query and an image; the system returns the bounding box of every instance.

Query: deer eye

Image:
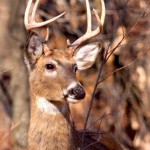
[74,65,78,72]
[45,64,56,71]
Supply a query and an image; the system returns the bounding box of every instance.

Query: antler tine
[24,0,66,31]
[86,0,92,33]
[24,0,32,29]
[68,0,106,50]
[31,0,40,22]
[99,0,105,26]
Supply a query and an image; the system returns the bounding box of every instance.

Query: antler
[24,0,65,31]
[68,0,106,50]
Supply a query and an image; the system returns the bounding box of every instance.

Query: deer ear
[74,43,101,70]
[24,35,43,70]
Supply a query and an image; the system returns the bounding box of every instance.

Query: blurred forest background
[0,0,150,149]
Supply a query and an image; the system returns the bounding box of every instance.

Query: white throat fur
[36,97,67,115]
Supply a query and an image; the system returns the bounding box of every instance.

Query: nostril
[69,85,85,99]
[68,88,74,96]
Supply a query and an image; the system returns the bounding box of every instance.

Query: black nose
[68,85,85,99]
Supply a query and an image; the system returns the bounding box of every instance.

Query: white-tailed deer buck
[24,0,123,149]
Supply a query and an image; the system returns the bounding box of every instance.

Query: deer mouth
[65,96,83,103]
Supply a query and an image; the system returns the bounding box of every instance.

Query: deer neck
[28,96,76,150]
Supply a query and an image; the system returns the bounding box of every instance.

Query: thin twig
[82,133,105,150]
[96,111,108,132]
[0,121,21,145]
[87,111,110,130]
[81,48,108,147]
[82,140,100,150]
[124,0,150,40]
[0,67,14,76]
[98,48,148,84]
[106,0,149,60]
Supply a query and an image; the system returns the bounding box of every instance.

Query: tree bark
[9,0,29,149]
[0,0,29,149]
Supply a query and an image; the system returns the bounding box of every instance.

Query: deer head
[24,0,105,104]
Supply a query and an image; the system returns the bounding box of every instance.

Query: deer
[24,0,123,149]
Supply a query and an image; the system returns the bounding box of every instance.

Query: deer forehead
[45,48,74,59]
[37,49,75,67]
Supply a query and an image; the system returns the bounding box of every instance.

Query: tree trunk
[0,0,29,149]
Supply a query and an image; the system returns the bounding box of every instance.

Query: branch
[98,48,148,84]
[81,0,149,145]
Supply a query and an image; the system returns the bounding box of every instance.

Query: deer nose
[68,85,85,99]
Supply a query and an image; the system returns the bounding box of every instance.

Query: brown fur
[27,44,123,150]
[29,49,76,101]
[28,47,78,150]
[28,103,75,150]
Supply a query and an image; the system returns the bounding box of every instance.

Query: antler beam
[68,0,106,50]
[24,0,65,31]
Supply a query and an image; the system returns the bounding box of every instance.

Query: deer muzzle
[63,83,86,103]
[68,85,85,100]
